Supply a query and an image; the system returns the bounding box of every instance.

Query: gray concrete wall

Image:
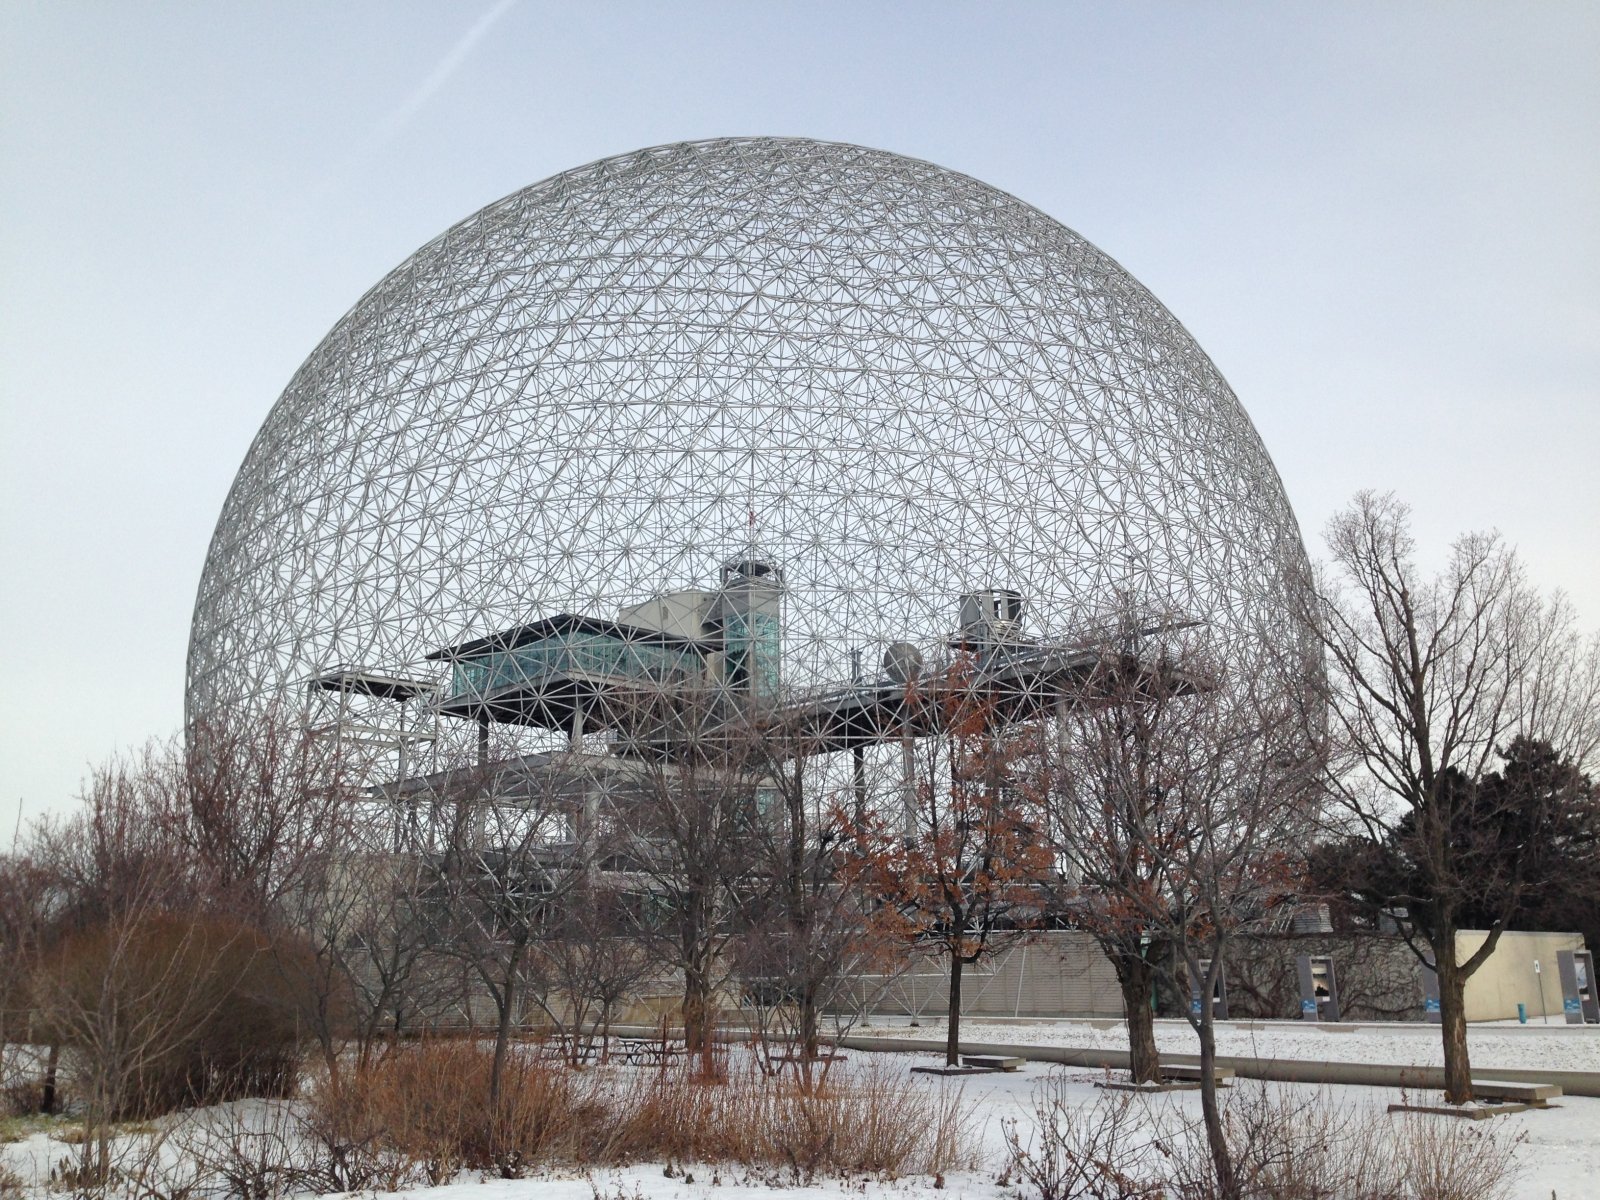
[837,930,1590,1024]
[844,932,1124,1020]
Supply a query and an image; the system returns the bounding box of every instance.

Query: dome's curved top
[188,136,1309,730]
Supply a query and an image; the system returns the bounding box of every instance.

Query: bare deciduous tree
[733,727,891,1085]
[171,715,351,921]
[279,840,453,1074]
[1042,639,1209,1085]
[1308,491,1600,1103]
[606,688,763,1068]
[1046,631,1318,1200]
[1157,684,1316,1200]
[530,879,654,1064]
[436,759,576,1103]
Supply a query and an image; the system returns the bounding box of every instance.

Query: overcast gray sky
[2,2,1596,834]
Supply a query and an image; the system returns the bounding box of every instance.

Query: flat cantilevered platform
[753,645,1212,756]
[432,637,1211,760]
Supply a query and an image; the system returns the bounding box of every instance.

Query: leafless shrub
[0,1163,23,1200]
[1389,1108,1523,1200]
[110,1121,205,1200]
[906,1067,979,1178]
[48,1156,108,1199]
[1154,1083,1374,1199]
[1151,1082,1521,1200]
[3,1080,47,1120]
[1003,1076,1163,1200]
[585,1181,647,1200]
[43,1127,180,1200]
[173,1105,316,1200]
[1003,1076,1524,1200]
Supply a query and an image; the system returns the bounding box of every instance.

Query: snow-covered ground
[855,1015,1600,1072]
[4,1042,1596,1200]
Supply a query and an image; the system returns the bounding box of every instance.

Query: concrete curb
[834,1035,1600,1098]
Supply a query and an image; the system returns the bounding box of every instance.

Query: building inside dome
[188,136,1312,796]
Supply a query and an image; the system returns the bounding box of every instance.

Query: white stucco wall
[1459,929,1584,1022]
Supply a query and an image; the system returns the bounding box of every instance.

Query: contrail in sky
[374,0,519,145]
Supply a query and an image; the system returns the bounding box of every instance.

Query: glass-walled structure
[710,559,785,703]
[433,614,716,718]
[721,610,781,698]
[448,629,705,701]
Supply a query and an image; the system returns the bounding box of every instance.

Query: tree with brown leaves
[845,663,1053,1068]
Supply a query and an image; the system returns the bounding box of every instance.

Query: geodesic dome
[187,136,1310,754]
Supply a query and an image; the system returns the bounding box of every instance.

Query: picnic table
[533,1032,684,1065]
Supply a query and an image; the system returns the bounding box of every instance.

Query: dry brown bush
[308,1039,973,1183]
[309,1039,586,1179]
[34,913,311,1120]
[330,1040,474,1184]
[607,1056,966,1179]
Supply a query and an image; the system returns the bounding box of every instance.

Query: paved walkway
[836,1033,1600,1097]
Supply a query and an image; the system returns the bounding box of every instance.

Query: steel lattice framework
[187,137,1311,763]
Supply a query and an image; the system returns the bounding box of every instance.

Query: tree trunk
[1436,948,1474,1104]
[1195,999,1238,1200]
[40,1043,60,1114]
[683,961,711,1058]
[680,887,714,1062]
[945,954,964,1066]
[800,980,820,1062]
[792,980,822,1092]
[1111,950,1161,1083]
[490,975,516,1106]
[787,787,816,1071]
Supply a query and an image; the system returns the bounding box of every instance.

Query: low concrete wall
[835,1033,1600,1098]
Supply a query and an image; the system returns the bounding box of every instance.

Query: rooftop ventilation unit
[958,588,1026,645]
